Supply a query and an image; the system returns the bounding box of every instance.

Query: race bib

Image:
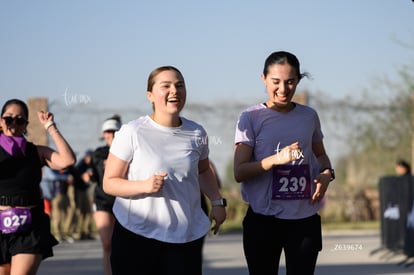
[0,208,32,234]
[272,165,311,200]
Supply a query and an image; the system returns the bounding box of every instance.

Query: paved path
[38,230,414,274]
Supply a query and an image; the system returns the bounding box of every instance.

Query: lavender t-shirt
[234,103,324,219]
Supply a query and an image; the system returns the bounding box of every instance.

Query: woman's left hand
[311,174,330,204]
[37,111,54,125]
[209,206,226,234]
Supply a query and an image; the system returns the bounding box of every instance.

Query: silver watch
[211,198,227,207]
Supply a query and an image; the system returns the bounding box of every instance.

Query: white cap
[101,119,121,132]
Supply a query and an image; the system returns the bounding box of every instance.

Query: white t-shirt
[110,115,211,243]
[235,103,324,219]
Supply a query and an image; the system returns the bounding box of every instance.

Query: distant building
[293,91,308,105]
[27,97,48,146]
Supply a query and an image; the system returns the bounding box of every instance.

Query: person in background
[91,115,121,275]
[103,66,226,275]
[50,168,76,243]
[395,159,411,176]
[40,166,58,216]
[67,150,95,240]
[234,51,335,275]
[0,98,76,274]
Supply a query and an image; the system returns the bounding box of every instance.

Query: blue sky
[1,1,413,109]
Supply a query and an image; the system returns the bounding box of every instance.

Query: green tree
[315,63,414,222]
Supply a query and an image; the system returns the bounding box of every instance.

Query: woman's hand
[37,111,54,125]
[272,141,303,165]
[209,206,226,234]
[311,173,330,204]
[145,172,168,193]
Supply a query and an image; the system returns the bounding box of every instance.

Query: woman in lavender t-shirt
[234,51,334,275]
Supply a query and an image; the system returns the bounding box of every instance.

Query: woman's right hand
[272,142,302,165]
[145,172,168,193]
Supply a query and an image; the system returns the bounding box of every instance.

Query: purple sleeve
[312,111,324,143]
[234,110,255,147]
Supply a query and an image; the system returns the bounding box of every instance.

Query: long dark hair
[1,99,29,119]
[262,51,309,80]
[1,99,29,134]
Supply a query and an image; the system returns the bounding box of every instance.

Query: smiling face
[146,68,187,126]
[0,102,28,137]
[262,63,300,112]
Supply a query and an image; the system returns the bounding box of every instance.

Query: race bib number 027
[0,208,32,234]
[272,165,311,200]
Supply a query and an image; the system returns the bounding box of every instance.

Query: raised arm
[37,111,76,170]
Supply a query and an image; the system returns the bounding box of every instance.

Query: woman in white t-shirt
[234,51,334,275]
[103,66,226,275]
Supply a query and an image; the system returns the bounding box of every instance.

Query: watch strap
[320,167,335,181]
[211,198,227,207]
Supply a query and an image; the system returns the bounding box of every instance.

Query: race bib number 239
[272,165,311,200]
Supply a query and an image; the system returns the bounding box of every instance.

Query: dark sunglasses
[2,116,27,126]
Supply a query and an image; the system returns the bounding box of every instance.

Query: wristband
[44,121,55,130]
[320,167,335,181]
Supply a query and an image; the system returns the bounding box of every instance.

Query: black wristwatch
[211,198,227,207]
[320,168,335,182]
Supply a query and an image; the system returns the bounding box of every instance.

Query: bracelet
[48,128,60,135]
[44,121,55,130]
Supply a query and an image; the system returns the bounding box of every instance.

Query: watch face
[211,198,227,207]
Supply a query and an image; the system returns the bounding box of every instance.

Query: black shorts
[0,205,59,264]
[93,186,115,213]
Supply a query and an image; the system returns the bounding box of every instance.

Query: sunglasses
[2,116,28,126]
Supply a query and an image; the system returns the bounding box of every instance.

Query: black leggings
[111,220,204,275]
[243,207,322,275]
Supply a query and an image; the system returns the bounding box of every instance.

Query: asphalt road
[37,230,414,275]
